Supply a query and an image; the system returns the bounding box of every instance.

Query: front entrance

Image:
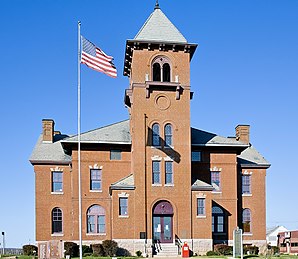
[152,201,173,243]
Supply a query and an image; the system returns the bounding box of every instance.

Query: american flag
[81,36,117,78]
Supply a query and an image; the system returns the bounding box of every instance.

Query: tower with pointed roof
[123,2,198,250]
[30,3,270,257]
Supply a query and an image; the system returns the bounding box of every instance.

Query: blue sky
[0,0,297,248]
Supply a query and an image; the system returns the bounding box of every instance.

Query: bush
[206,250,218,256]
[64,242,79,257]
[82,245,92,257]
[136,250,142,257]
[214,244,233,255]
[91,244,105,257]
[116,247,131,257]
[23,245,38,256]
[102,240,118,257]
[270,245,279,255]
[243,245,259,255]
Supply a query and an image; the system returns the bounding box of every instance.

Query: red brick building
[30,3,270,257]
[278,231,298,254]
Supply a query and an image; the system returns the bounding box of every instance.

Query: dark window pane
[153,63,161,81]
[163,63,171,82]
[90,169,102,190]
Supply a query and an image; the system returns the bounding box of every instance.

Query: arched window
[212,206,224,233]
[243,208,251,233]
[152,56,171,82]
[52,207,62,233]
[152,123,160,146]
[164,124,173,146]
[87,205,105,234]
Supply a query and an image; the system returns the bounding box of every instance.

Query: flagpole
[77,20,83,259]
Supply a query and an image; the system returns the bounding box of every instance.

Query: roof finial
[155,0,160,9]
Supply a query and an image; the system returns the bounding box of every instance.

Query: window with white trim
[243,208,251,233]
[87,205,105,234]
[152,161,161,184]
[197,198,205,216]
[52,171,63,192]
[165,161,173,184]
[242,175,251,194]
[52,207,62,233]
[119,197,128,216]
[90,169,102,191]
[164,124,173,147]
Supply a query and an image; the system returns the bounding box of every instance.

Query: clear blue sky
[0,0,297,248]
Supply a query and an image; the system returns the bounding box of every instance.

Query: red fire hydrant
[182,242,190,257]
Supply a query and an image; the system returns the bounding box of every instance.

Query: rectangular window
[90,169,102,191]
[52,171,63,192]
[110,149,121,160]
[119,197,128,216]
[98,215,105,233]
[152,161,161,184]
[191,151,201,162]
[242,175,251,194]
[165,161,173,184]
[211,171,220,189]
[197,198,205,216]
[87,215,95,233]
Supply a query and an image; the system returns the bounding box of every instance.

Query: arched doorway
[152,200,173,243]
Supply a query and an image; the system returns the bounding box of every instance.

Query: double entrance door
[153,216,173,243]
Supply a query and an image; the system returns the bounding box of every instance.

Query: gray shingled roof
[110,174,135,190]
[134,6,187,43]
[191,128,248,147]
[238,145,270,167]
[30,135,71,164]
[62,120,131,144]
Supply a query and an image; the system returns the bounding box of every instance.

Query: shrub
[116,247,131,257]
[214,244,233,255]
[206,250,218,256]
[82,245,92,257]
[91,244,105,257]
[272,246,280,255]
[136,250,142,257]
[23,244,38,256]
[64,242,79,257]
[102,240,118,257]
[243,245,259,255]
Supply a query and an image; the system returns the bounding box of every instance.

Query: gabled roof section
[191,179,213,191]
[191,127,248,148]
[238,145,270,168]
[134,5,187,44]
[30,134,71,164]
[110,174,135,190]
[62,120,131,145]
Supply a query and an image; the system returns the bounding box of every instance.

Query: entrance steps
[154,243,180,257]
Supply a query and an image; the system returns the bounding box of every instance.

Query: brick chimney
[235,125,250,144]
[42,119,55,143]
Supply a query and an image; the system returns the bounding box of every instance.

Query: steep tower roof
[123,3,197,77]
[134,4,187,43]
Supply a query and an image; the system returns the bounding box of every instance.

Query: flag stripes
[81,36,117,78]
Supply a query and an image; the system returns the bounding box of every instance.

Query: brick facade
[30,4,270,257]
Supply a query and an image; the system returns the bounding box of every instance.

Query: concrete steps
[154,243,180,257]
